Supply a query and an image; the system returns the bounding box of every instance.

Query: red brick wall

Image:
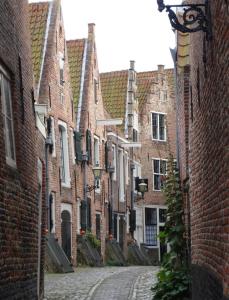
[37,0,77,266]
[138,67,176,207]
[177,1,229,299]
[0,0,39,298]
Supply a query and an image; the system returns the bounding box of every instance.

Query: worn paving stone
[44,266,158,300]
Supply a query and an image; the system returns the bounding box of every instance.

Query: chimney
[88,23,95,34]
[158,64,164,72]
[130,60,135,70]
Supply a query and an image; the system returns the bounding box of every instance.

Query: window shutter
[108,203,112,234]
[74,131,82,163]
[80,200,87,230]
[86,129,92,163]
[130,209,136,232]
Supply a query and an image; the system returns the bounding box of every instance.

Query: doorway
[61,210,72,261]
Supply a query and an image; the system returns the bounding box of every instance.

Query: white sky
[30,0,181,72]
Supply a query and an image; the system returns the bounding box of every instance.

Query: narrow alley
[44,266,158,300]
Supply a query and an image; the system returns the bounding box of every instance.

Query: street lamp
[138,181,148,199]
[156,0,212,40]
[86,164,103,192]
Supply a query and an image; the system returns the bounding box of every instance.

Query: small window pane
[154,174,160,190]
[160,160,167,174]
[153,159,159,173]
[159,209,167,223]
[159,114,165,140]
[152,113,158,139]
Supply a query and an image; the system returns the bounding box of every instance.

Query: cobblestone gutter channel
[44,266,158,300]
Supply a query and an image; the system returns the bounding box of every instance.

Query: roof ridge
[100,69,128,75]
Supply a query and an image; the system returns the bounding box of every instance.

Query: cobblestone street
[44,266,158,300]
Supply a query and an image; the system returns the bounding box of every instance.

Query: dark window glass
[152,113,158,139]
[159,209,167,223]
[159,114,165,140]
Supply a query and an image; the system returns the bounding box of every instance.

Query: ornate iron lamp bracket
[157,0,212,39]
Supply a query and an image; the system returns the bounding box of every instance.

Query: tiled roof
[29,2,50,84]
[100,70,128,120]
[67,39,86,111]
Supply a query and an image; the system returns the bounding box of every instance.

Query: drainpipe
[82,153,88,231]
[130,153,135,239]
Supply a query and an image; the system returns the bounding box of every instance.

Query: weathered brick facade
[0,0,41,298]
[176,1,229,299]
[29,0,77,266]
[135,66,176,262]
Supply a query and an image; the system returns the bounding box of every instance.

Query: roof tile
[28,2,50,84]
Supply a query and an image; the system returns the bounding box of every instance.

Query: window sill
[6,157,17,169]
[152,139,167,142]
[61,181,71,189]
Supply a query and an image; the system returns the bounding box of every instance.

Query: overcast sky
[30,0,181,72]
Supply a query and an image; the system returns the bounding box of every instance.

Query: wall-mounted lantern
[157,0,212,40]
[135,177,148,199]
[86,164,103,192]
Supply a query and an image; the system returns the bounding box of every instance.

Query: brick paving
[44,266,158,300]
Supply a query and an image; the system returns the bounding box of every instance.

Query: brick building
[135,65,176,263]
[175,1,229,299]
[100,61,142,257]
[29,0,77,266]
[0,0,44,298]
[67,24,112,260]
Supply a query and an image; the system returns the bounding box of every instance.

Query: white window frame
[58,120,71,187]
[93,135,100,166]
[0,67,16,168]
[60,92,64,104]
[70,128,75,164]
[152,158,167,191]
[112,144,117,181]
[118,148,125,202]
[50,116,56,157]
[143,205,167,262]
[151,111,167,141]
[124,151,129,185]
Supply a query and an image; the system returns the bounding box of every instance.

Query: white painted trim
[121,142,141,148]
[58,120,71,187]
[143,205,167,261]
[37,1,53,99]
[51,117,56,157]
[107,132,129,144]
[118,148,125,202]
[152,158,168,191]
[112,144,117,181]
[150,111,167,142]
[76,39,88,131]
[96,118,123,126]
[61,203,72,216]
